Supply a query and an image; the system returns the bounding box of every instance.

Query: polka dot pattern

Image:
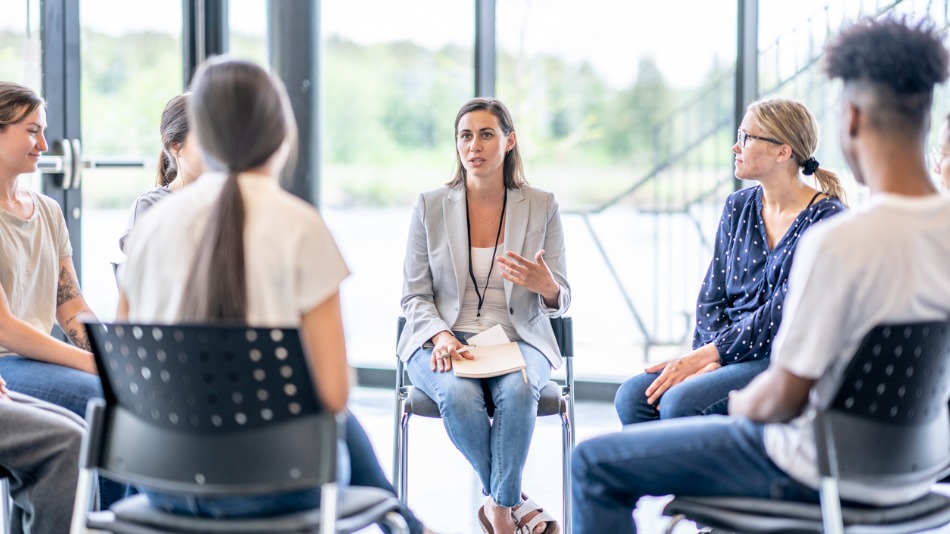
[694,186,845,363]
[88,323,320,432]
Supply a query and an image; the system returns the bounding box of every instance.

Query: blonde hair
[749,96,848,206]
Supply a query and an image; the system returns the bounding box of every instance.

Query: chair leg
[561,395,574,534]
[392,388,408,501]
[319,482,339,534]
[68,467,97,534]
[1,477,10,534]
[819,476,844,534]
[396,410,411,503]
[382,510,410,534]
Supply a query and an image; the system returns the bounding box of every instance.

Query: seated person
[2,373,87,533]
[614,96,846,425]
[118,92,204,254]
[118,56,432,534]
[572,17,950,533]
[0,81,128,507]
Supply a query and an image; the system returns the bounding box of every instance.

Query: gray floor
[348,386,692,534]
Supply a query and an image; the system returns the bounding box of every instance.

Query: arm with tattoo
[55,260,98,352]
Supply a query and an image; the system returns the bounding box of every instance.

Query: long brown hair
[155,93,191,187]
[447,98,527,190]
[0,82,44,133]
[749,96,848,206]
[178,57,297,322]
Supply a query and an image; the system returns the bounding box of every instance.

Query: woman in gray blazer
[397,98,569,534]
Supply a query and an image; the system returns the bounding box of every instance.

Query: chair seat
[664,492,950,534]
[405,380,564,418]
[87,487,403,534]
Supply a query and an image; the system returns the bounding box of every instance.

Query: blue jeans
[144,412,424,534]
[571,416,819,533]
[406,333,552,507]
[0,355,133,508]
[614,358,770,425]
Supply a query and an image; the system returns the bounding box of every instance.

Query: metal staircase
[575,0,945,358]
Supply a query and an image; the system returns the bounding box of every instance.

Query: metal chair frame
[393,316,575,534]
[664,320,950,534]
[72,321,408,534]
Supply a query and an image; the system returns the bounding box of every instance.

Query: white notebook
[453,325,527,380]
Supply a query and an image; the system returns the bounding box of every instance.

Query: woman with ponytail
[116,57,433,532]
[615,96,846,425]
[118,93,204,253]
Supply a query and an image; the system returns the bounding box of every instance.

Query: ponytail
[156,150,177,187]
[178,172,247,321]
[812,167,848,207]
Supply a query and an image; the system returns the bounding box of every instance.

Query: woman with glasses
[931,113,950,190]
[615,96,846,425]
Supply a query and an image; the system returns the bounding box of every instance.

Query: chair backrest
[816,320,950,483]
[84,322,339,496]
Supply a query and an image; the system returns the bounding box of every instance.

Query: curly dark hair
[825,16,949,93]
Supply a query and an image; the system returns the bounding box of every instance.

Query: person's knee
[436,381,484,418]
[614,375,651,425]
[656,383,712,419]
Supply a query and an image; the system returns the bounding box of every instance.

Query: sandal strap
[512,497,557,530]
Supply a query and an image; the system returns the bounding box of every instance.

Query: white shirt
[121,172,349,326]
[453,246,518,340]
[764,193,950,506]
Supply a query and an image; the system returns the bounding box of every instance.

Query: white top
[0,190,72,356]
[453,246,518,340]
[121,172,349,326]
[764,193,950,506]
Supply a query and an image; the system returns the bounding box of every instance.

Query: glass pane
[497,0,738,378]
[79,0,183,320]
[229,0,268,65]
[321,1,474,367]
[0,0,42,192]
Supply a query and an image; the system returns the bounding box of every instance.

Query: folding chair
[73,322,408,534]
[0,473,9,534]
[664,320,950,534]
[393,316,575,533]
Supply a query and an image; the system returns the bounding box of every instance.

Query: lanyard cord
[465,187,508,318]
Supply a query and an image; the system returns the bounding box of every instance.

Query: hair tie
[802,157,820,176]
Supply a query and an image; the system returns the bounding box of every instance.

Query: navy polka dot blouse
[693,185,845,364]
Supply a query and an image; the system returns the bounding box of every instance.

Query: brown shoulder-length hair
[178,56,297,322]
[447,98,527,190]
[155,93,191,187]
[0,82,45,132]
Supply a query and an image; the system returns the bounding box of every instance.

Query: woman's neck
[758,173,816,214]
[0,174,20,203]
[465,175,505,202]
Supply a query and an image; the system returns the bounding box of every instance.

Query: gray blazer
[397,183,571,369]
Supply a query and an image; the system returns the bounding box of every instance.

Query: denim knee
[656,382,719,419]
[614,373,656,425]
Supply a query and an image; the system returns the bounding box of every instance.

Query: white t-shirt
[121,172,349,326]
[0,190,72,356]
[764,193,950,506]
[453,246,519,340]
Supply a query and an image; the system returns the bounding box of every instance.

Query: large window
[79,0,183,320]
[496,0,738,376]
[0,0,42,193]
[320,1,475,367]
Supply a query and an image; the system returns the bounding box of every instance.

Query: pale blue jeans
[406,333,552,507]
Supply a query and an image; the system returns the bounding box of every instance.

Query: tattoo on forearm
[56,266,81,306]
[67,327,92,351]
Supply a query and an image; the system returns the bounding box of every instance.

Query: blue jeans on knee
[614,358,770,425]
[571,416,819,533]
[406,333,552,507]
[0,355,133,508]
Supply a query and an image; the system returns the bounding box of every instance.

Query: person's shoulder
[723,185,758,207]
[520,185,556,201]
[27,189,64,214]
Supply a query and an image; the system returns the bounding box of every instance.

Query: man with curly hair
[571,16,950,533]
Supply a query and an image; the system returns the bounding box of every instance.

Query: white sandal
[511,496,559,534]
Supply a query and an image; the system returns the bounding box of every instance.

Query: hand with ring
[429,331,474,373]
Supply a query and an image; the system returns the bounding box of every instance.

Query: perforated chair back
[816,321,950,483]
[663,319,950,534]
[83,322,338,496]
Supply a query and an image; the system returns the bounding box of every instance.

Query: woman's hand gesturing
[497,249,560,307]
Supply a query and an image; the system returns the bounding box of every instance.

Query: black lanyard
[465,187,508,318]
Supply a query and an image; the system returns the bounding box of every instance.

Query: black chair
[73,322,409,534]
[663,320,950,534]
[393,316,575,534]
[0,470,9,534]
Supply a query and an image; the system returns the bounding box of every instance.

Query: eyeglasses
[737,129,781,148]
